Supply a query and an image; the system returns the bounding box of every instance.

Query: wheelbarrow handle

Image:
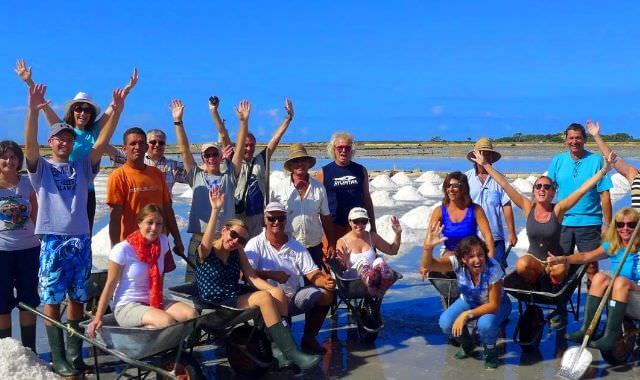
[18,302,179,380]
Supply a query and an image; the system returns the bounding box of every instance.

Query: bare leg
[588,272,611,297]
[164,302,198,322]
[237,291,281,327]
[515,255,545,283]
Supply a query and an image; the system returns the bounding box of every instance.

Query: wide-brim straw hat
[466,137,501,164]
[64,92,101,117]
[283,143,316,172]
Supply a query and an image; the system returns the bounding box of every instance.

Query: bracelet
[174,121,183,126]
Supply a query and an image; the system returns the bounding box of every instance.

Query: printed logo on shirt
[129,185,160,193]
[0,195,29,231]
[333,175,358,187]
[51,165,77,191]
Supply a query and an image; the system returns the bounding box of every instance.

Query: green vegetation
[493,132,637,143]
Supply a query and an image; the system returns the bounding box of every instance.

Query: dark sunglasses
[148,140,166,146]
[335,145,352,152]
[534,183,553,190]
[616,221,638,229]
[229,229,248,246]
[266,215,286,223]
[73,104,94,114]
[351,218,368,225]
[203,152,220,159]
[446,183,462,189]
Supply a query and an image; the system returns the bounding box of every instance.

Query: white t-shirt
[245,231,318,297]
[109,235,169,309]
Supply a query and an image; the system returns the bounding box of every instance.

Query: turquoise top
[70,121,100,191]
[603,241,640,285]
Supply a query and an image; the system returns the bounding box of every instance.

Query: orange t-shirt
[106,163,171,242]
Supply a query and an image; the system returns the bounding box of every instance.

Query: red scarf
[127,230,163,308]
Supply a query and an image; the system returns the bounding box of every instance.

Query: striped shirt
[632,173,640,210]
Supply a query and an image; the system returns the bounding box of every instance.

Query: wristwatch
[466,312,475,320]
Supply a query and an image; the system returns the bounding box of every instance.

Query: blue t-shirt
[465,169,511,241]
[547,150,612,227]
[70,122,100,161]
[603,241,640,285]
[449,255,506,308]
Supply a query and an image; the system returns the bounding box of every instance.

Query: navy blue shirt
[195,249,241,304]
[322,161,366,226]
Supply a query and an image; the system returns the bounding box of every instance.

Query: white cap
[264,201,287,213]
[348,207,369,220]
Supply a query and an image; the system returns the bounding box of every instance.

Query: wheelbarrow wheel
[357,321,379,344]
[156,352,204,380]
[600,319,636,365]
[226,325,272,376]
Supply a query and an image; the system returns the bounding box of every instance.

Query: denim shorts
[559,225,601,255]
[38,234,91,305]
[0,246,40,313]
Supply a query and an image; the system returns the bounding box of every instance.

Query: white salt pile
[416,170,443,185]
[375,214,422,244]
[269,170,287,191]
[371,191,396,207]
[173,183,191,198]
[393,186,424,201]
[0,338,59,379]
[400,206,432,229]
[417,181,443,197]
[526,175,538,185]
[370,174,398,189]
[511,178,533,194]
[611,173,631,193]
[511,228,530,258]
[91,224,111,257]
[391,172,413,186]
[176,186,193,199]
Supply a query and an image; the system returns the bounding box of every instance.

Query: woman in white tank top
[336,207,402,297]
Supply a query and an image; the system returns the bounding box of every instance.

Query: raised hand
[336,247,350,269]
[28,84,50,110]
[15,59,32,83]
[169,99,185,122]
[208,186,224,210]
[284,98,294,120]
[111,88,126,112]
[222,144,234,161]
[586,120,600,136]
[390,215,402,235]
[235,99,251,121]
[124,68,139,93]
[423,222,448,249]
[470,150,489,167]
[603,151,616,172]
[208,96,220,111]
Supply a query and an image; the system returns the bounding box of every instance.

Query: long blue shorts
[38,234,91,305]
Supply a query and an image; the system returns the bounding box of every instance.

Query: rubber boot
[0,327,11,339]
[566,295,602,342]
[271,341,293,368]
[589,300,627,351]
[45,325,79,377]
[453,326,475,359]
[302,305,329,354]
[483,345,499,369]
[268,322,320,370]
[20,324,37,353]
[66,320,89,372]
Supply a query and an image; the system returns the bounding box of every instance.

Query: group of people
[1,58,639,376]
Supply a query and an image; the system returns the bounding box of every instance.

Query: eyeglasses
[203,152,220,159]
[52,135,75,144]
[534,183,553,190]
[266,215,286,223]
[148,140,166,146]
[73,104,93,114]
[229,229,248,246]
[351,218,368,225]
[446,183,462,189]
[335,145,352,152]
[616,221,638,229]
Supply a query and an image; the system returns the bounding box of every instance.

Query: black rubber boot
[589,300,627,351]
[66,319,89,372]
[0,327,11,339]
[268,322,320,370]
[302,305,329,354]
[453,327,475,359]
[45,325,79,377]
[20,324,37,353]
[566,295,602,342]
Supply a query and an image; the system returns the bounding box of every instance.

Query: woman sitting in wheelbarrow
[195,187,320,370]
[87,204,197,336]
[548,207,640,351]
[421,229,511,369]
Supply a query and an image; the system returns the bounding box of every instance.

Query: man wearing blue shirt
[465,138,517,269]
[548,123,613,285]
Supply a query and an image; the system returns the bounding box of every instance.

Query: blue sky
[1,1,639,144]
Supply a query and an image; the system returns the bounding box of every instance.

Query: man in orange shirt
[107,127,184,264]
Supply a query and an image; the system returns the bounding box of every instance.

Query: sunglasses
[266,215,286,223]
[335,145,352,152]
[446,183,462,189]
[148,140,166,146]
[534,183,553,190]
[73,104,94,114]
[229,229,248,246]
[203,152,220,159]
[616,221,638,229]
[351,218,368,225]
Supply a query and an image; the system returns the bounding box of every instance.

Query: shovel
[557,220,640,380]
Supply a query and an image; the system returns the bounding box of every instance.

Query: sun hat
[48,122,75,139]
[264,201,287,213]
[283,143,316,172]
[64,92,101,117]
[348,207,369,221]
[200,142,221,154]
[466,137,501,164]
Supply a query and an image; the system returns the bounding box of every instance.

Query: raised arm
[97,68,138,129]
[555,152,613,219]
[170,99,196,172]
[90,89,125,166]
[587,120,638,184]
[470,150,532,214]
[373,216,402,255]
[208,96,232,147]
[420,222,454,275]
[198,187,223,262]
[231,100,250,177]
[24,84,51,171]
[266,98,294,155]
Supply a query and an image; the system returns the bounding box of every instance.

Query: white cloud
[431,105,445,116]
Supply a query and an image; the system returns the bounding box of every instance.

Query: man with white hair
[245,201,335,355]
